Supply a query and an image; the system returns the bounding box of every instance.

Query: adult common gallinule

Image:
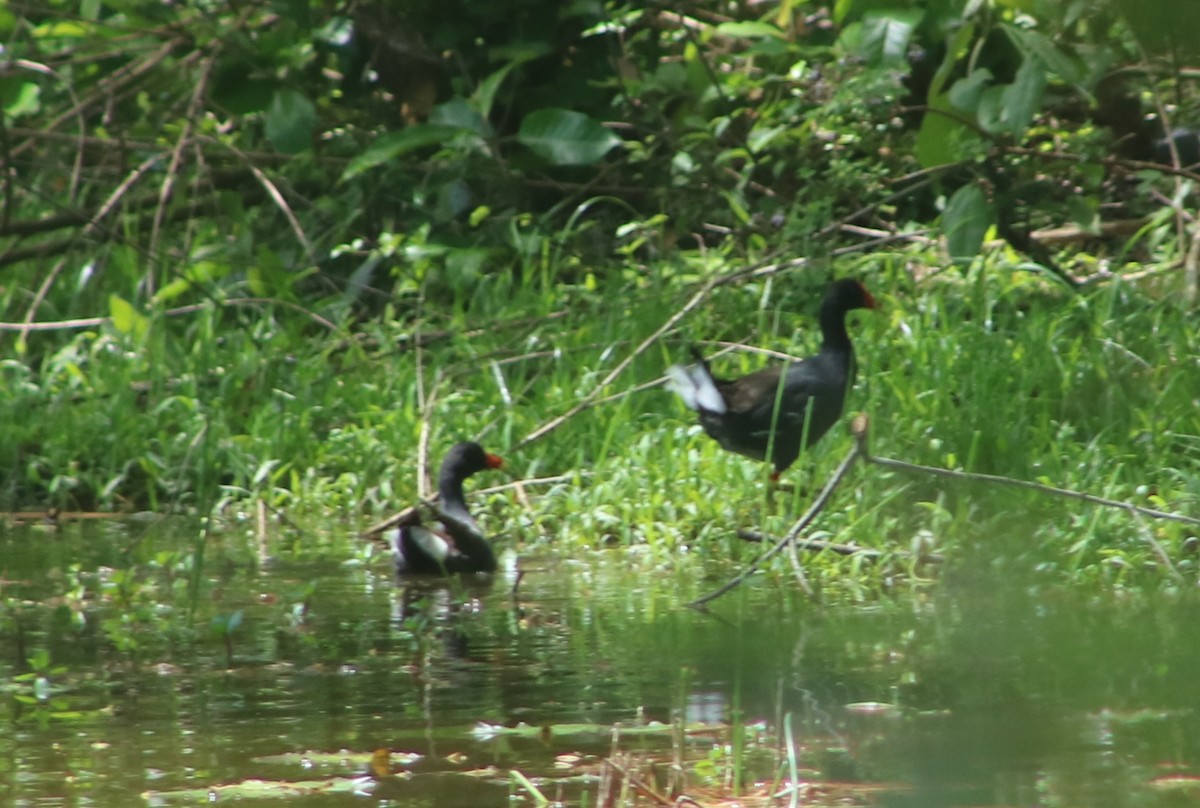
[389,442,504,575]
[666,278,876,478]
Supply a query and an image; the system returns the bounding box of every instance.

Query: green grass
[2,246,1197,593]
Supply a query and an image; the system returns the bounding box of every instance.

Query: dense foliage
[1,0,1197,589]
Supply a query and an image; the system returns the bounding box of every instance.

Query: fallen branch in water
[736,528,946,565]
[868,454,1200,527]
[689,418,867,608]
[361,471,589,539]
[691,414,1195,606]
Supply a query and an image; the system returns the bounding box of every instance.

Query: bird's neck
[819,308,853,354]
[438,473,470,520]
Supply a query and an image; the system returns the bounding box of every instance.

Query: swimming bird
[389,442,503,575]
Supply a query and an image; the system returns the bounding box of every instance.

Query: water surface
[1,520,1198,806]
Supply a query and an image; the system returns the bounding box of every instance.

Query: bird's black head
[826,278,876,311]
[443,441,504,478]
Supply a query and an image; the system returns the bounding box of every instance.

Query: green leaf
[977,59,1045,136]
[474,54,537,119]
[944,184,993,263]
[109,295,148,339]
[518,108,620,166]
[0,80,40,118]
[714,21,785,39]
[1003,58,1045,130]
[341,125,463,181]
[915,97,983,168]
[946,69,992,113]
[151,260,230,306]
[1067,195,1100,234]
[857,9,923,65]
[429,99,492,138]
[1009,27,1082,86]
[926,21,976,100]
[747,124,786,153]
[33,21,89,38]
[1115,0,1200,56]
[264,89,316,154]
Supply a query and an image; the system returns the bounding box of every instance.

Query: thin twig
[689,433,864,609]
[11,36,189,157]
[4,59,87,204]
[692,413,1194,607]
[784,525,812,595]
[1125,505,1184,583]
[1005,145,1200,184]
[359,472,588,539]
[16,150,168,350]
[736,528,945,564]
[512,273,726,450]
[511,259,823,450]
[245,160,316,266]
[414,295,434,500]
[867,456,1200,527]
[0,296,338,333]
[149,58,213,287]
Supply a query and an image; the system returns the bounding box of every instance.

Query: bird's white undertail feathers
[665,363,727,414]
[388,524,450,564]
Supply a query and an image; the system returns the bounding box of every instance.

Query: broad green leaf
[947,69,992,113]
[109,295,148,339]
[747,124,786,153]
[264,89,316,154]
[976,86,1006,135]
[518,108,620,166]
[474,54,537,119]
[915,110,953,168]
[915,97,983,168]
[926,21,976,100]
[429,99,492,138]
[1067,195,1100,234]
[153,277,193,305]
[1,81,40,118]
[857,9,923,65]
[151,261,229,305]
[436,178,473,219]
[1002,58,1046,130]
[1116,0,1200,56]
[978,59,1044,136]
[944,184,993,262]
[1008,27,1082,86]
[341,125,463,180]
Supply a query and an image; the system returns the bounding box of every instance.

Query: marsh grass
[3,246,1197,592]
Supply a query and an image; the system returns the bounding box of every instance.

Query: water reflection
[0,521,1198,806]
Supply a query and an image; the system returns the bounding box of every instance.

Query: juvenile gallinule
[667,278,876,478]
[389,442,504,575]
